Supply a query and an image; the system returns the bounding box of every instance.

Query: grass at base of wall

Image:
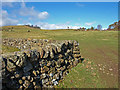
[2,45,20,54]
[56,59,107,88]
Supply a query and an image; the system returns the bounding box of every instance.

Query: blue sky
[1,2,118,29]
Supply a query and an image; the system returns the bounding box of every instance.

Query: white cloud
[1,1,49,26]
[0,10,18,26]
[71,26,80,29]
[102,28,107,30]
[85,21,96,26]
[35,22,79,29]
[19,2,49,20]
[19,6,37,16]
[38,11,49,20]
[17,24,23,25]
[36,22,66,29]
[19,2,37,16]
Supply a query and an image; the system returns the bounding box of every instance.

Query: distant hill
[1,25,76,31]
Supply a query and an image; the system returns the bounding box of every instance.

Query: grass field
[1,25,118,88]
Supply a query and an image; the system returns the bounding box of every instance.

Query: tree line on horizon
[25,20,120,31]
[75,20,120,31]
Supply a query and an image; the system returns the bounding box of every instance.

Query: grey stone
[52,79,56,82]
[23,80,30,88]
[53,81,58,86]
[73,54,81,58]
[73,50,80,54]
[47,62,51,67]
[33,70,37,76]
[23,60,33,72]
[41,73,46,79]
[42,78,48,84]
[49,73,53,77]
[27,76,31,80]
[22,76,26,80]
[33,82,36,86]
[30,50,38,62]
[15,74,20,78]
[43,48,49,58]
[30,77,34,82]
[6,59,16,72]
[19,80,23,84]
[16,54,26,67]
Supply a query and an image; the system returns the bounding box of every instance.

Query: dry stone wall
[1,38,82,89]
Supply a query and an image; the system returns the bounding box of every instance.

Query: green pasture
[1,25,118,88]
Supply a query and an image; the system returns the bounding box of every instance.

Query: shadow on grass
[81,57,85,63]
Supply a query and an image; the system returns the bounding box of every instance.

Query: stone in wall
[1,38,82,89]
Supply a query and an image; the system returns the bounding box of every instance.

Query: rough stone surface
[2,38,82,89]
